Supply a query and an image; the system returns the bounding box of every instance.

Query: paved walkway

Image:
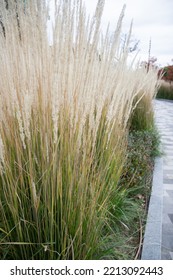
[154,99,173,260]
[142,99,173,260]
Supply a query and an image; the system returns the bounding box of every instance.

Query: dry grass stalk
[0,0,158,259]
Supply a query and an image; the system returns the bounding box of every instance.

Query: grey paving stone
[163,178,173,184]
[163,160,173,167]
[163,204,173,215]
[164,152,173,156]
[164,156,173,159]
[161,250,172,260]
[141,156,163,260]
[143,235,161,245]
[143,100,173,260]
[163,148,173,152]
[163,139,173,142]
[162,222,173,235]
[166,190,173,199]
[144,221,162,244]
[162,234,173,251]
[169,252,173,259]
[162,213,172,223]
[163,174,173,181]
[163,195,173,203]
[168,214,173,224]
[152,157,163,197]
[164,143,173,146]
[163,194,173,202]
[147,195,162,222]
[164,190,173,199]
[164,166,173,171]
[164,185,173,191]
[163,170,173,174]
[141,244,161,260]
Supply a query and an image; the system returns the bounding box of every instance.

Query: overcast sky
[47,0,173,67]
[83,0,173,67]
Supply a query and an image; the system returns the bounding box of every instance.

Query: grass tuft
[156,80,173,100]
[0,0,159,259]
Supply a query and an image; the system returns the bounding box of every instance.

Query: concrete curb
[141,157,163,260]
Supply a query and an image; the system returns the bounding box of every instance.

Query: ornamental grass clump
[157,80,173,100]
[130,66,160,131]
[0,0,158,259]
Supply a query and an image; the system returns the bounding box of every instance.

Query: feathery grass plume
[156,80,173,100]
[130,65,160,131]
[0,0,158,259]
